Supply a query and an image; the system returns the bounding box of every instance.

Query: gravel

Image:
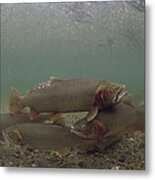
[0,131,145,169]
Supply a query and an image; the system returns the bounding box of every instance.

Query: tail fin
[9,87,23,114]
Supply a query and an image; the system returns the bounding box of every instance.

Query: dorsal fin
[48,76,62,83]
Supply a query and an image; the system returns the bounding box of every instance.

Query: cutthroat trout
[9,77,127,121]
[1,123,99,153]
[1,123,127,153]
[0,113,124,152]
[0,113,52,144]
[71,103,145,139]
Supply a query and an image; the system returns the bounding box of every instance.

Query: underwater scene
[0,1,145,169]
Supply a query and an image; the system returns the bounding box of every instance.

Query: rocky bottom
[0,131,145,170]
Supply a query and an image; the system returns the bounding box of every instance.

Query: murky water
[0,1,145,112]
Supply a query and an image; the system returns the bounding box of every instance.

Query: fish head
[71,118,108,139]
[94,82,127,108]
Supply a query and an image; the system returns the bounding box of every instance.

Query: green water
[0,1,145,112]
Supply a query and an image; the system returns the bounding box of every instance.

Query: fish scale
[71,103,145,139]
[21,78,104,112]
[9,78,126,117]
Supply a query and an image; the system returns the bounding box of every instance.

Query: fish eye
[81,124,87,130]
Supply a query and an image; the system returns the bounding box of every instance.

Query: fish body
[1,123,125,153]
[71,103,145,139]
[0,112,51,144]
[19,78,103,112]
[2,123,98,153]
[0,113,119,152]
[0,113,51,132]
[1,103,144,153]
[9,78,127,120]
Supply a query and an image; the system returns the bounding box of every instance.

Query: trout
[9,77,127,121]
[0,113,52,144]
[71,103,145,139]
[2,123,99,153]
[1,123,126,153]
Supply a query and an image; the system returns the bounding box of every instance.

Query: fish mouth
[113,85,128,103]
[70,126,88,139]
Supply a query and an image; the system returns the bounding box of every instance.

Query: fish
[0,112,52,133]
[71,103,145,140]
[1,123,125,154]
[1,123,98,153]
[9,77,127,121]
[0,112,53,144]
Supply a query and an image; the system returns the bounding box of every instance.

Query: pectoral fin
[29,109,39,120]
[86,106,98,122]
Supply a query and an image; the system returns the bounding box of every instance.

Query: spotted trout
[0,112,53,144]
[71,103,145,139]
[1,123,126,153]
[9,77,127,121]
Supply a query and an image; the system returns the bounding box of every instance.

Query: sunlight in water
[1,1,144,112]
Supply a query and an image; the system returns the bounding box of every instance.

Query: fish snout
[113,84,128,104]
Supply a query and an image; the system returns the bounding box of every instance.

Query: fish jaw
[94,82,128,108]
[112,85,128,104]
